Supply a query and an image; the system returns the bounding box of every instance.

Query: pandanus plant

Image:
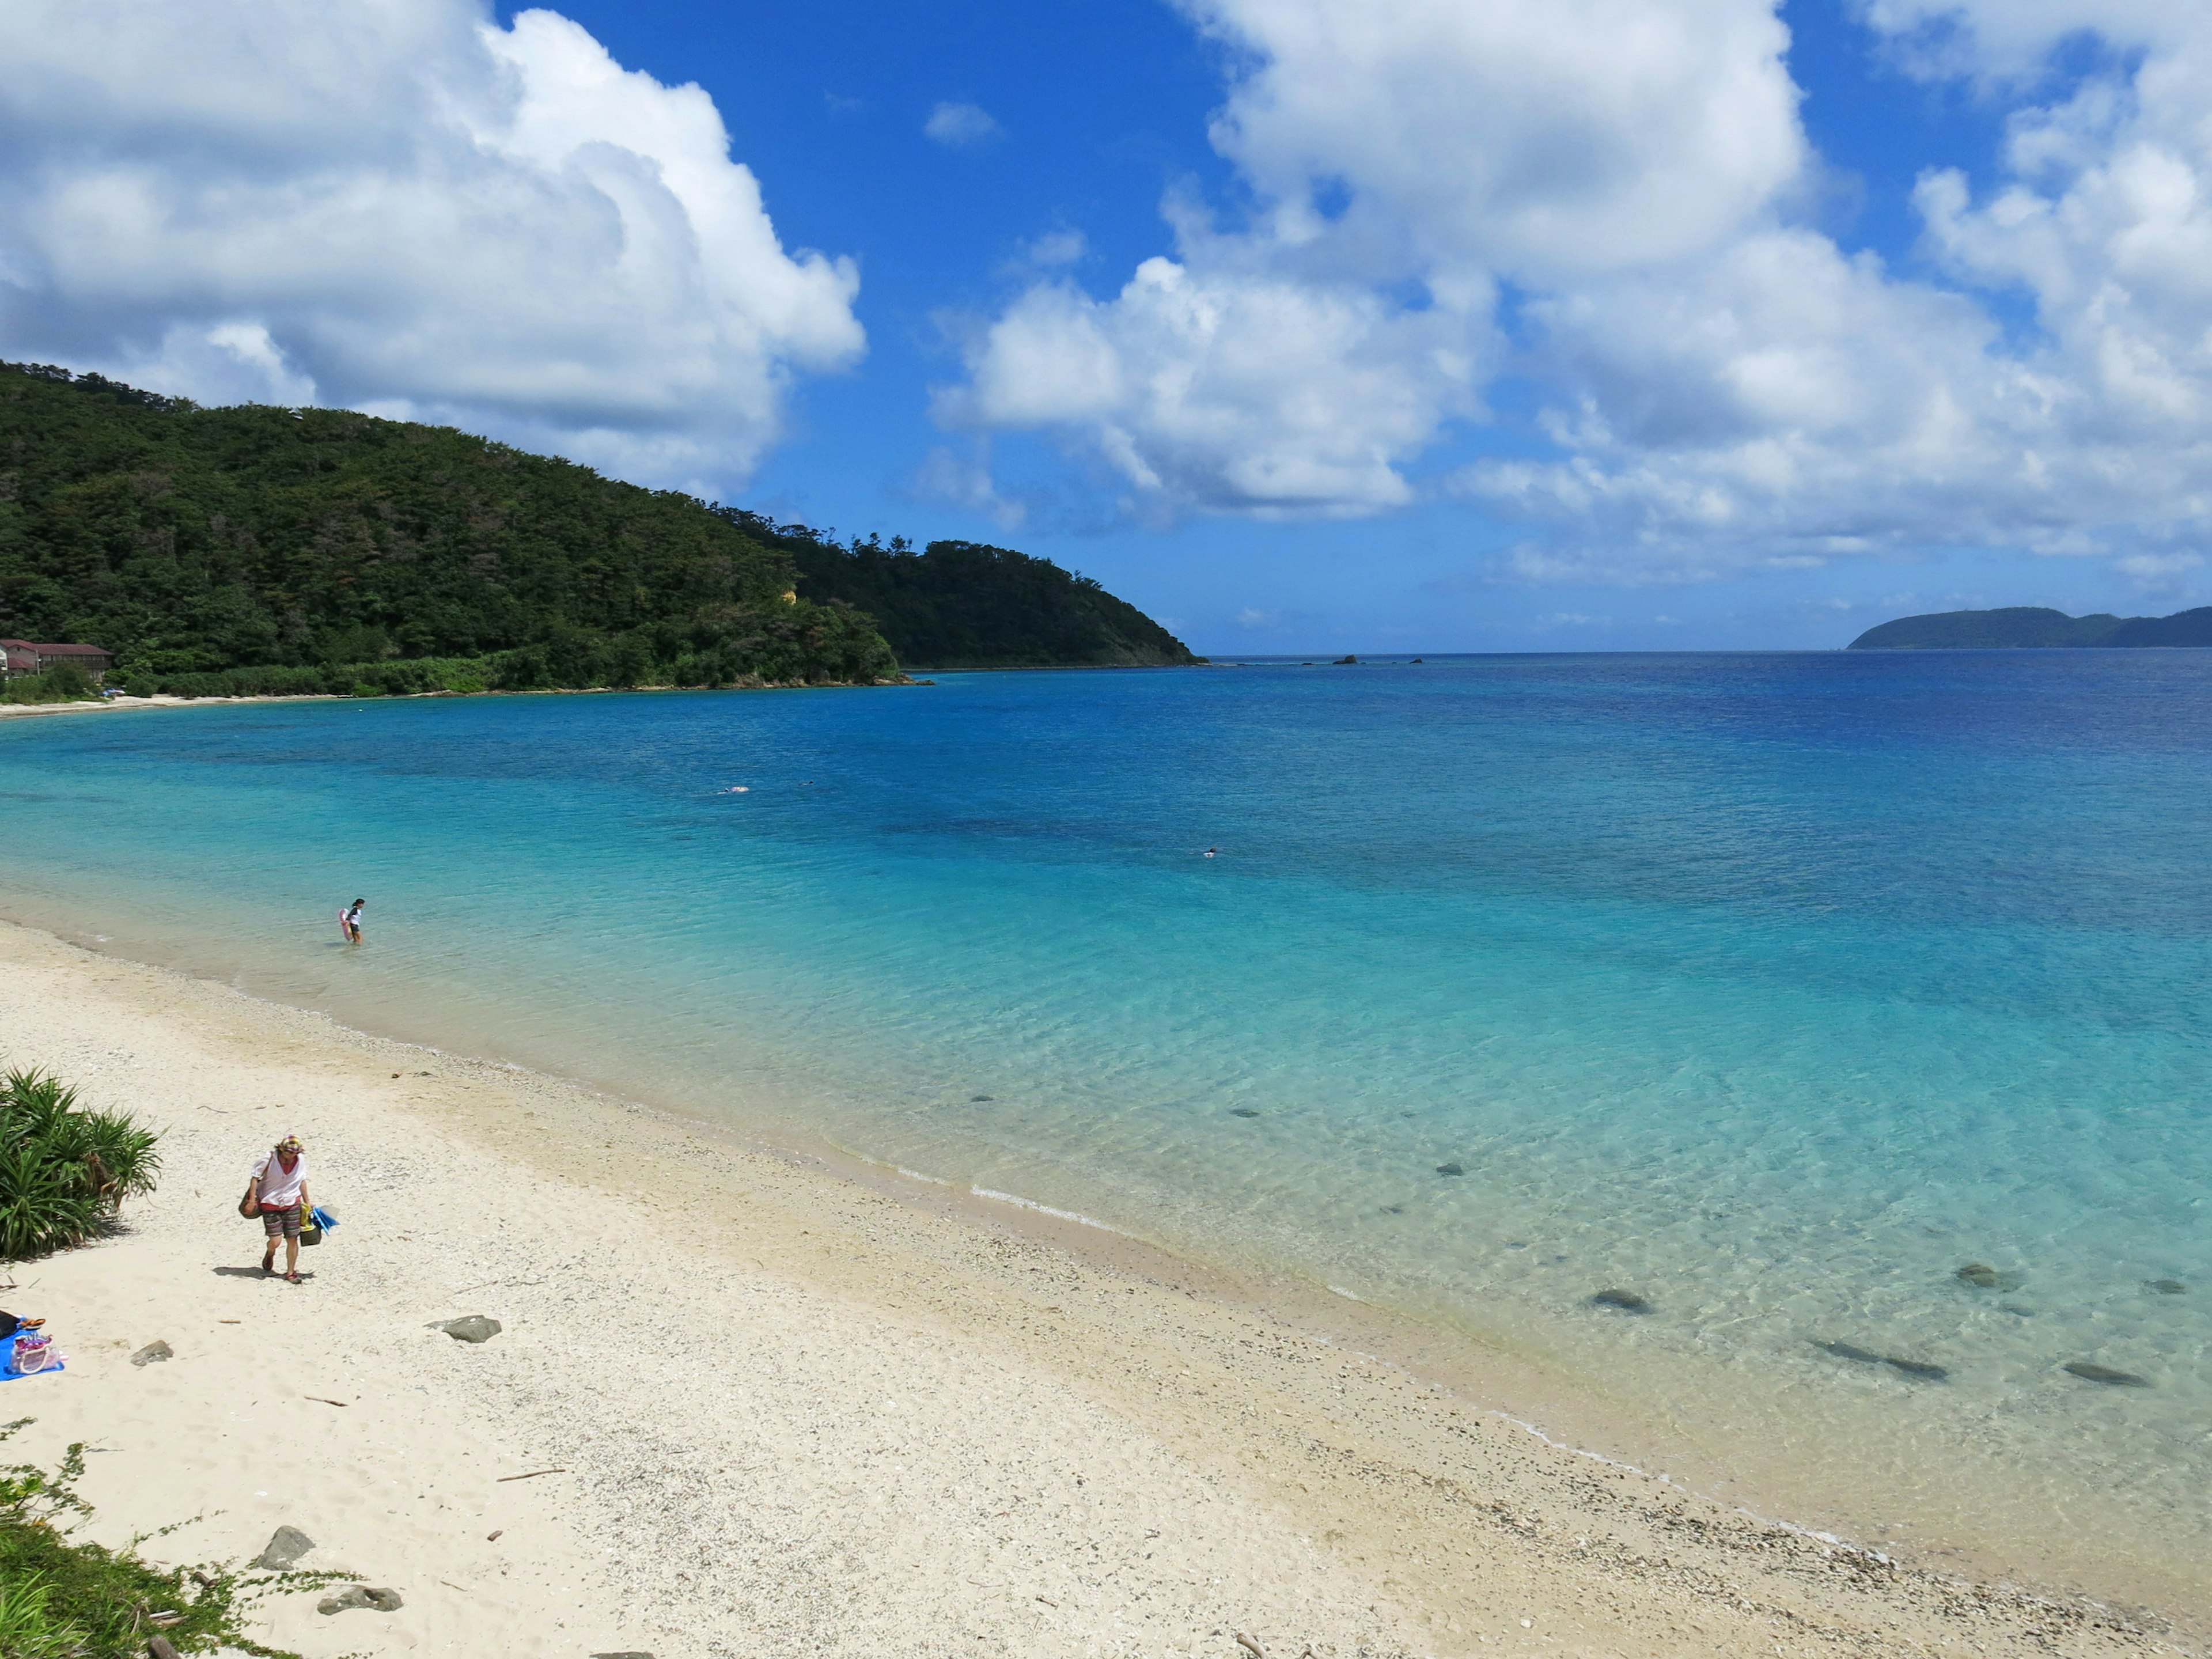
[0,1069,160,1260]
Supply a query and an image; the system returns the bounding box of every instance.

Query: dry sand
[0,917,2191,1659]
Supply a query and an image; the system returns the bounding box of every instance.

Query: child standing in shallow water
[338,898,365,944]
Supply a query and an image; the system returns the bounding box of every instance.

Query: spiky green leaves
[0,1070,161,1260]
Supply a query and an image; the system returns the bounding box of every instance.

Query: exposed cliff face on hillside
[0,362,1198,695]
[1849,605,2212,650]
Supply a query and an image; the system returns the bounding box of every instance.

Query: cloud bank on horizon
[0,0,862,492]
[949,0,2212,582]
[1,0,2207,591]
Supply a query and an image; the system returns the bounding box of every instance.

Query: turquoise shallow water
[2,653,2207,1583]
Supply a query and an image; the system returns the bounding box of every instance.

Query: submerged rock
[1591,1289,1650,1313]
[1229,1108,1260,1118]
[1955,1262,1999,1289]
[971,1095,994,1103]
[2063,1361,2149,1387]
[1883,1355,1949,1381]
[255,1525,315,1570]
[1434,1162,1465,1177]
[1815,1340,1885,1365]
[431,1315,501,1343]
[2147,1278,2186,1295]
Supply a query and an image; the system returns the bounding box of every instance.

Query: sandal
[262,1254,276,1275]
[285,1271,301,1285]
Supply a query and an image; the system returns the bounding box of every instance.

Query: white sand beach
[0,916,2190,1658]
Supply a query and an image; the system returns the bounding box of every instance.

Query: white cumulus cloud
[945,0,2212,581]
[925,101,1005,149]
[0,0,863,491]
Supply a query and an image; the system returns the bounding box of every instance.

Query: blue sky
[6,0,2211,651]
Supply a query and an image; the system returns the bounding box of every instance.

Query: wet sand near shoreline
[0,916,2191,1658]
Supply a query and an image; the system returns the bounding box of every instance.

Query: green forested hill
[772,531,1199,670]
[1848,605,2212,649]
[0,362,1197,695]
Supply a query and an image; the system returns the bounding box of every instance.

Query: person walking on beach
[338,898,365,945]
[248,1135,313,1283]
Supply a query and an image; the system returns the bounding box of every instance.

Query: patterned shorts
[260,1204,303,1238]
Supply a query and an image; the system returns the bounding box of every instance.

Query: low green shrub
[0,1070,160,1261]
[0,666,100,705]
[0,1422,329,1657]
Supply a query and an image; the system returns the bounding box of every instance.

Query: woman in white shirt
[250,1135,313,1282]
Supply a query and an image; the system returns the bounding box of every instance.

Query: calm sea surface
[3,653,2207,1583]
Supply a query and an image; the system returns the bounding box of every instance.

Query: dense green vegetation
[0,361,1199,694]
[1849,605,2212,649]
[0,360,895,692]
[0,1070,159,1261]
[0,664,99,705]
[0,1425,322,1657]
[766,527,1200,670]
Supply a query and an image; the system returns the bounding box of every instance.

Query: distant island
[1848,605,2212,650]
[0,361,1198,698]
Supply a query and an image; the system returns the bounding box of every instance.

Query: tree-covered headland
[0,362,1198,696]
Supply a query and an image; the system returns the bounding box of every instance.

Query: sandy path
[0,920,2188,1658]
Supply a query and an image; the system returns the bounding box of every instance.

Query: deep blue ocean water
[2,652,2207,1572]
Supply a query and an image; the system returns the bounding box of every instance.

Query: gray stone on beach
[255,1525,315,1570]
[431,1315,501,1343]
[130,1340,172,1367]
[590,1652,657,1658]
[1591,1289,1651,1314]
[317,1585,403,1614]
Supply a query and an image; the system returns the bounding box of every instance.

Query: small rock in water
[1230,1108,1260,1118]
[1591,1289,1650,1314]
[1882,1355,1949,1381]
[130,1340,173,1367]
[2146,1278,2186,1295]
[318,1586,404,1615]
[255,1525,315,1570]
[971,1094,994,1102]
[1434,1162,1465,1177]
[2063,1361,2149,1387]
[1955,1262,1999,1289]
[430,1315,501,1343]
[1815,1340,1885,1365]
